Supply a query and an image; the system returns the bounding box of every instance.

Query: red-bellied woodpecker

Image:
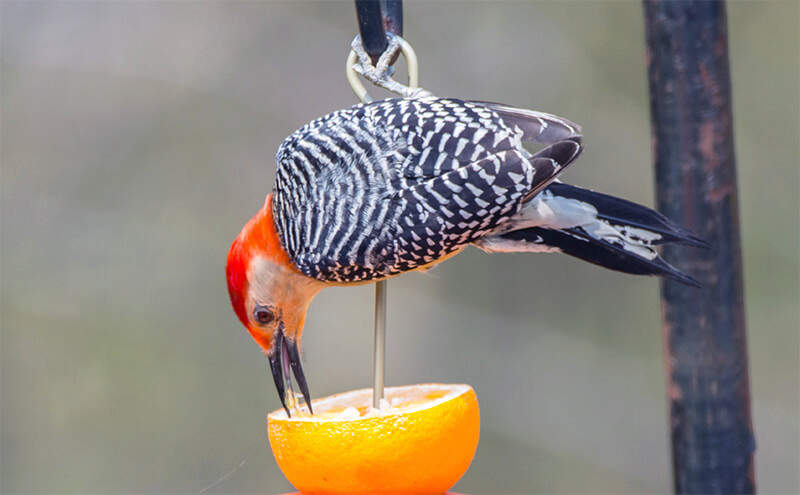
[226,97,706,415]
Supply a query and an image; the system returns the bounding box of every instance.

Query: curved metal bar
[346,49,371,102]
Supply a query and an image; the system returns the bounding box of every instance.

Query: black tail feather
[501,227,702,287]
[494,182,706,287]
[546,183,709,249]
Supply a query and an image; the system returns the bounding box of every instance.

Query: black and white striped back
[271,97,582,283]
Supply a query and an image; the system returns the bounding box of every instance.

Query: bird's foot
[350,33,433,100]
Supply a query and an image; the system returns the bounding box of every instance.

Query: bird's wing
[468,101,583,201]
[272,98,583,283]
[467,101,582,144]
[388,147,534,274]
[378,99,584,273]
[272,102,407,283]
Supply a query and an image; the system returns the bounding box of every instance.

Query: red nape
[225,195,292,328]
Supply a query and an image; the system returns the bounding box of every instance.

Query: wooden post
[643,1,756,493]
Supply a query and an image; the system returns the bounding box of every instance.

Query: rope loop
[346,33,433,103]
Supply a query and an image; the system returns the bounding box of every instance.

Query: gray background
[2,1,797,493]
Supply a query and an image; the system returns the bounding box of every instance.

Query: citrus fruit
[268,383,480,495]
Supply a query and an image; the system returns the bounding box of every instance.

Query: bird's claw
[268,327,313,418]
[350,33,433,100]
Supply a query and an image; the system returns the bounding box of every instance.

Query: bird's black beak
[268,326,313,418]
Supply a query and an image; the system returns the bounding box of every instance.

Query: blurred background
[1,1,797,493]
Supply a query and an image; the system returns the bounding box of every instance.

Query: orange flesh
[309,389,450,419]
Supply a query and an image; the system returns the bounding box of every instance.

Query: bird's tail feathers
[545,183,708,248]
[475,183,706,287]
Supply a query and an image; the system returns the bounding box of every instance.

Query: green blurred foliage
[1,1,797,494]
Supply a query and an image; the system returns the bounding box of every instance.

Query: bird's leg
[350,34,433,100]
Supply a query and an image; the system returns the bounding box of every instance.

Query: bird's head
[226,195,322,415]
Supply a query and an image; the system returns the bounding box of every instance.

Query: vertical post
[643,1,756,493]
[354,0,403,410]
[373,281,386,408]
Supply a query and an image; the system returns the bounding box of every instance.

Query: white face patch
[247,255,324,333]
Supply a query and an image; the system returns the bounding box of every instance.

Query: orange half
[268,384,480,495]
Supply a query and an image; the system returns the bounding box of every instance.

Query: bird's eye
[253,305,275,325]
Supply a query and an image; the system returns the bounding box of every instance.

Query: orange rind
[268,384,480,495]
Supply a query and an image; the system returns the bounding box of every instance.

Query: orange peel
[268,384,480,495]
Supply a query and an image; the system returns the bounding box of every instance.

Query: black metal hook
[354,0,403,65]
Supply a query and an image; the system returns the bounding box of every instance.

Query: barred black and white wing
[271,97,582,283]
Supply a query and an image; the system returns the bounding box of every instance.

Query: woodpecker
[226,97,706,415]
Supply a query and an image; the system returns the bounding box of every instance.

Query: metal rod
[380,0,403,38]
[353,0,403,411]
[643,1,755,493]
[355,0,386,62]
[355,0,403,65]
[372,280,387,409]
